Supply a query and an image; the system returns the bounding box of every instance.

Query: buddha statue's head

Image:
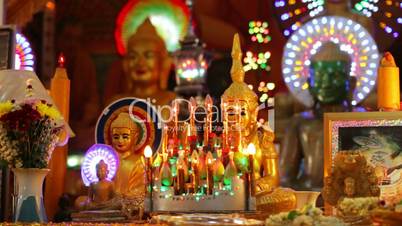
[96,160,109,181]
[309,42,351,105]
[110,112,139,154]
[123,18,171,92]
[222,34,258,135]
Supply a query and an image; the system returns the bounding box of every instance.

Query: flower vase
[12,168,49,222]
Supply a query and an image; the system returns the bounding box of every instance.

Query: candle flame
[229,151,234,160]
[381,52,396,67]
[144,145,153,158]
[162,152,168,161]
[206,151,213,165]
[191,150,199,162]
[247,143,256,155]
[58,53,65,68]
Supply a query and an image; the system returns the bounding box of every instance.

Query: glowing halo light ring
[115,0,189,55]
[15,33,35,71]
[81,144,119,187]
[282,16,379,107]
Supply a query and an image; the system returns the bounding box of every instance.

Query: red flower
[0,104,41,131]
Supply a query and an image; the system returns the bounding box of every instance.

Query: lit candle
[162,125,168,153]
[222,103,228,149]
[173,101,179,146]
[184,122,190,150]
[213,149,224,183]
[378,52,400,111]
[206,95,213,134]
[206,151,214,195]
[223,151,238,186]
[237,102,243,151]
[204,95,213,146]
[198,149,207,180]
[190,97,196,136]
[160,152,172,186]
[191,150,200,193]
[45,53,71,217]
[144,145,153,190]
[177,164,185,195]
[247,143,256,196]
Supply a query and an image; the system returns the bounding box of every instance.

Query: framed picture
[0,25,16,70]
[324,111,402,205]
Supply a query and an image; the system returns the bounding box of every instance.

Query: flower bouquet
[0,97,63,168]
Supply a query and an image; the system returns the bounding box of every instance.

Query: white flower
[292,215,313,226]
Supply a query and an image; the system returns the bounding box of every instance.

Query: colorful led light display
[274,0,324,37]
[274,0,402,40]
[81,144,119,186]
[15,33,35,71]
[282,16,379,107]
[353,0,401,38]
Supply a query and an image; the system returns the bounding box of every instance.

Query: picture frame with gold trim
[324,111,402,210]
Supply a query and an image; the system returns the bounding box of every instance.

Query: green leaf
[287,210,299,220]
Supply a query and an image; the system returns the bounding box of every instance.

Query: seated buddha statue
[279,42,353,190]
[105,18,175,107]
[222,34,296,213]
[110,112,145,197]
[85,160,115,210]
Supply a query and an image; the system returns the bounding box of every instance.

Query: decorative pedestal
[13,168,49,222]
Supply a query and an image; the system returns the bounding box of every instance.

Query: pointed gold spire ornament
[230,34,245,83]
[221,34,258,111]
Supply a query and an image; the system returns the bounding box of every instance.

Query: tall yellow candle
[45,54,71,220]
[377,52,400,111]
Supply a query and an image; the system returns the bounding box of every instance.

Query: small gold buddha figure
[86,160,115,209]
[108,18,175,106]
[322,151,380,206]
[221,34,296,213]
[344,177,355,198]
[110,112,145,197]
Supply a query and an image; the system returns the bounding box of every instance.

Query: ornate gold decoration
[322,151,380,206]
[256,188,297,214]
[221,34,258,111]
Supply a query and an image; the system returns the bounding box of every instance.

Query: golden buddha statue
[221,34,296,213]
[108,18,175,106]
[110,112,145,197]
